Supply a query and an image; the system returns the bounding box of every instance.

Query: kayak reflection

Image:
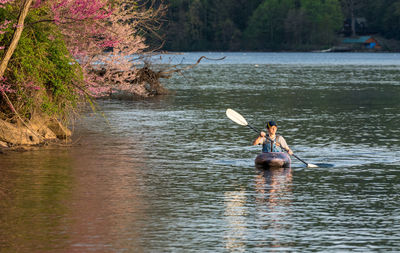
[254,167,293,248]
[255,167,293,205]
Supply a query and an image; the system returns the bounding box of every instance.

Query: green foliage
[244,0,295,50]
[0,6,83,120]
[159,0,399,51]
[383,1,400,40]
[242,0,343,49]
[161,0,263,51]
[300,0,343,45]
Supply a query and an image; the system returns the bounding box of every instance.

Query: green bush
[0,5,83,121]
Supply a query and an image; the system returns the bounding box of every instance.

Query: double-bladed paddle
[225,108,318,168]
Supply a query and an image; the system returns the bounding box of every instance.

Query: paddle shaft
[291,154,310,166]
[246,124,260,133]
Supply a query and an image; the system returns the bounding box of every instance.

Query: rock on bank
[0,116,71,150]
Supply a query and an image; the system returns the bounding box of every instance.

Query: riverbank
[0,64,171,151]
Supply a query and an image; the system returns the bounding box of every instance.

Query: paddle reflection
[223,189,247,252]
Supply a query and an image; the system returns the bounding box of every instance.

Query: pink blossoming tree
[1,0,165,96]
[0,0,166,146]
[46,0,165,97]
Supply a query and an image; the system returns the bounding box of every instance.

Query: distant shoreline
[159,36,400,53]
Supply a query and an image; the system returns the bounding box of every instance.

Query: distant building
[342,36,382,50]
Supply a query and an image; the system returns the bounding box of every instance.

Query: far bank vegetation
[160,0,400,51]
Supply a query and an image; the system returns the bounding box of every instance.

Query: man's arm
[277,136,293,155]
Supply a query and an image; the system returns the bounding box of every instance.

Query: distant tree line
[154,0,400,51]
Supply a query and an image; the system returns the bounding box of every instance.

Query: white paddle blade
[226,108,248,126]
[307,163,319,168]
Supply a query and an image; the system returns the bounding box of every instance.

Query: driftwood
[160,55,226,76]
[92,55,226,98]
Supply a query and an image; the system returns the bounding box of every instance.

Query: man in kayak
[253,121,294,155]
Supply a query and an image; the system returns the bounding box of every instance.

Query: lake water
[1,52,400,252]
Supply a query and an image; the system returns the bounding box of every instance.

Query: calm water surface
[1,53,400,252]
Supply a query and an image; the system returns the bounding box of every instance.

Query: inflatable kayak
[255,152,291,168]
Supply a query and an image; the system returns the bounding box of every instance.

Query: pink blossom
[0,0,13,7]
[99,40,119,49]
[24,81,41,90]
[0,19,11,33]
[0,0,13,4]
[51,0,112,22]
[12,23,25,28]
[0,77,15,93]
[32,0,42,8]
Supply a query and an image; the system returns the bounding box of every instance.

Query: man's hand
[253,132,266,146]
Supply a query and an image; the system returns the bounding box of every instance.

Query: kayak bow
[255,152,291,169]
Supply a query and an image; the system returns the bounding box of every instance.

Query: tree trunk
[351,10,356,36]
[349,0,356,37]
[0,0,33,78]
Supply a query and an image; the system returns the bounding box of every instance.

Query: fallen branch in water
[160,55,226,76]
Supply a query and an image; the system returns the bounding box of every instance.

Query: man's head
[266,121,277,129]
[266,121,277,135]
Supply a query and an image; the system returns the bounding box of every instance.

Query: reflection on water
[255,168,292,206]
[0,150,73,252]
[1,53,400,251]
[224,189,247,252]
[0,134,150,252]
[254,168,293,250]
[63,138,148,253]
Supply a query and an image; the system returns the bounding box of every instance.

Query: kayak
[255,152,291,168]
